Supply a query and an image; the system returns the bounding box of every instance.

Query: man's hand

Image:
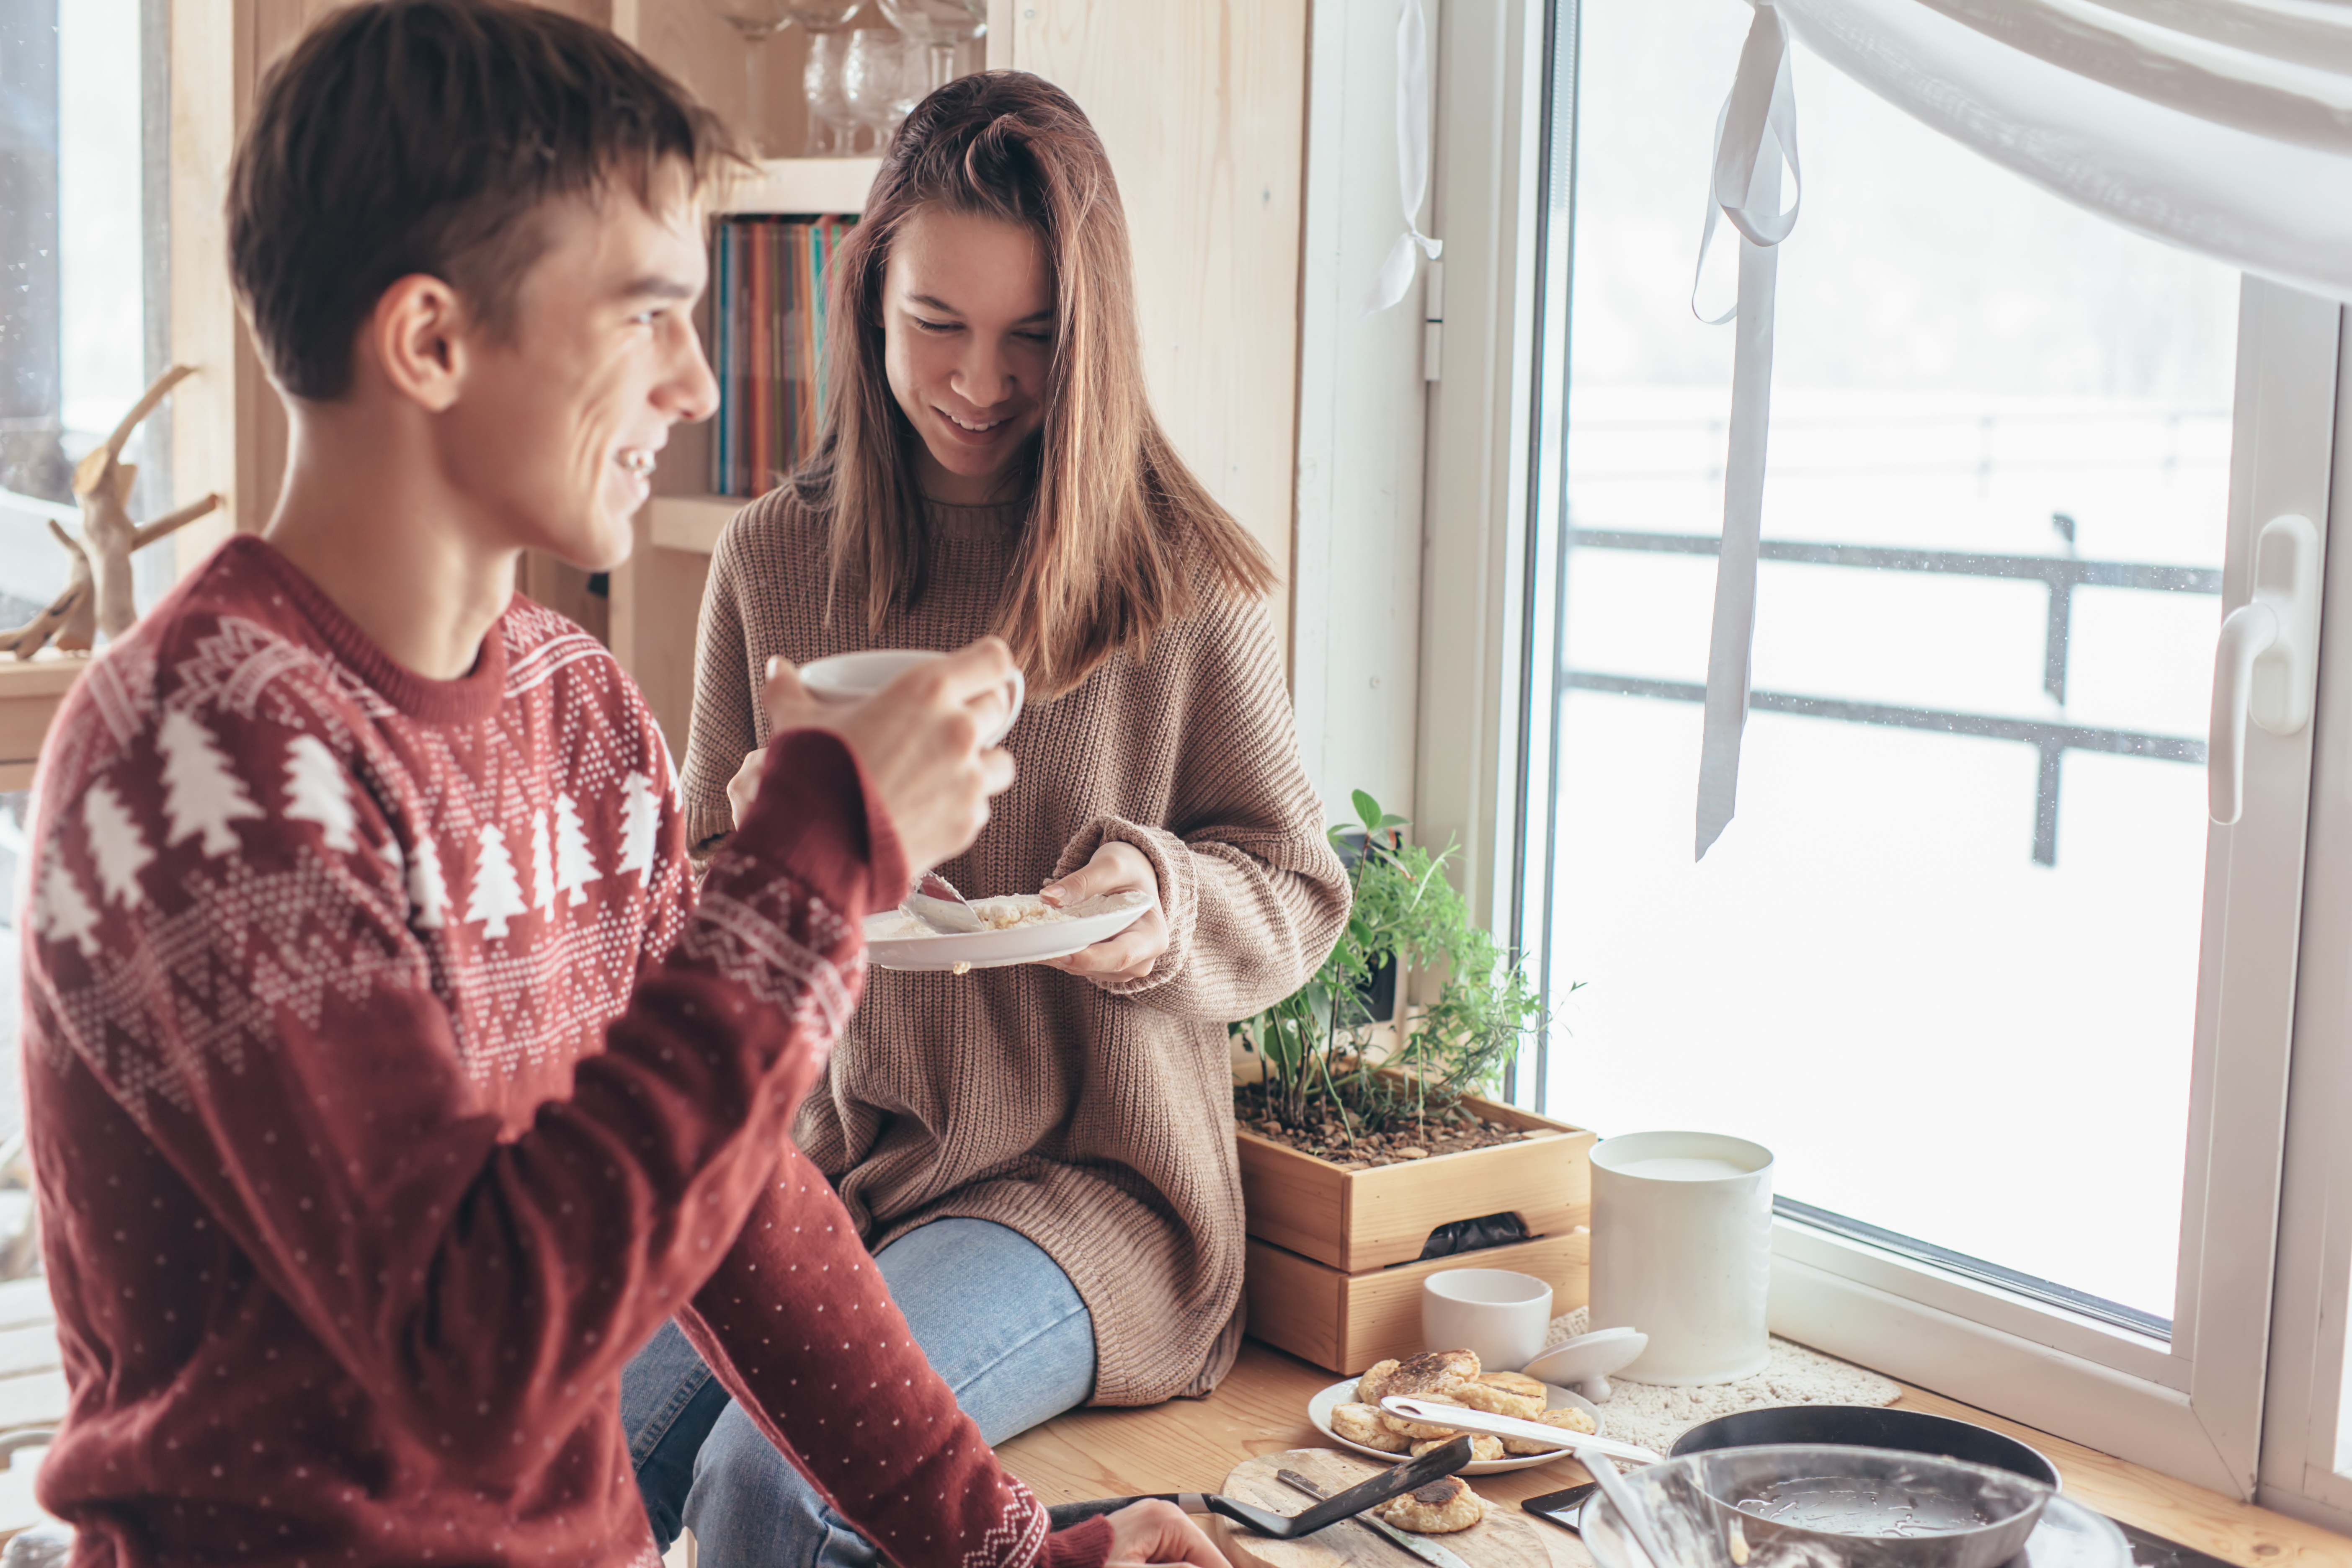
[754,640,1019,874]
[1100,1500,1230,1568]
[1041,840,1168,983]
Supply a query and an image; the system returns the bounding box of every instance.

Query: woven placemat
[1543,1306,1900,1455]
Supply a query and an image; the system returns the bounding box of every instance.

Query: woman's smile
[934,402,1024,446]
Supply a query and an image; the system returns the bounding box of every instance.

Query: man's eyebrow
[616,274,699,302]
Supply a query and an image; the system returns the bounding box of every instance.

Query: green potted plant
[1230,791,1595,1374]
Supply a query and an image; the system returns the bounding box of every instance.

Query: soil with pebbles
[1232,1086,1545,1169]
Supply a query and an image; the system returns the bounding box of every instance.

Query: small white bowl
[1421,1268,1554,1374]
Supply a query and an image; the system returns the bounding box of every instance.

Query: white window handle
[2209,513,2321,826]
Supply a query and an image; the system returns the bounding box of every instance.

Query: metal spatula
[1042,1435,1475,1537]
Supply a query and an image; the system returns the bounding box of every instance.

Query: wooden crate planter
[1238,1092,1595,1374]
[1245,1229,1590,1375]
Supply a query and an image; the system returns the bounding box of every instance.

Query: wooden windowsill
[0,652,88,793]
[997,1337,2352,1567]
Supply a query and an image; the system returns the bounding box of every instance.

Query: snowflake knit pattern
[18,538,1109,1568]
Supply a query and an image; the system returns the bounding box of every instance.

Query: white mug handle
[983,668,1025,748]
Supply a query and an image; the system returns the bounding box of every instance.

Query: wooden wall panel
[1007,0,1310,653]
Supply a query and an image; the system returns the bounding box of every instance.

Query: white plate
[863,890,1154,971]
[1307,1377,1604,1475]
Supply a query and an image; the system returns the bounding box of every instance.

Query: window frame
[2256,304,2352,1533]
[1423,0,2348,1498]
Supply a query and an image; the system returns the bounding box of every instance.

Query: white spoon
[1379,1396,1666,1467]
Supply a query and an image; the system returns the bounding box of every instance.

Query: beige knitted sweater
[681,490,1350,1406]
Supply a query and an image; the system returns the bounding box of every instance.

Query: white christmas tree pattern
[81,781,153,909]
[408,827,451,930]
[464,824,527,939]
[617,771,660,884]
[283,734,358,853]
[37,855,101,959]
[529,809,556,914]
[554,792,598,907]
[157,706,262,857]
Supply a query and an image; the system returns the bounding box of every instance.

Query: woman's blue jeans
[620,1218,1096,1568]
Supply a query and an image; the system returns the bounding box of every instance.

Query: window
[0,0,168,619]
[0,0,168,1271]
[1540,0,2240,1333]
[1489,0,2346,1496]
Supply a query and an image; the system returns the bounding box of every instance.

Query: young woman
[618,71,1349,1566]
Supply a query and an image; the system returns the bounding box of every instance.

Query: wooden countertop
[996,1338,2352,1568]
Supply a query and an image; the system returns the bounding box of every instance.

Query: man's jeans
[620,1218,1096,1568]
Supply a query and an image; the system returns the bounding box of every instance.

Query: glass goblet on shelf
[802,31,859,155]
[702,0,866,157]
[840,28,923,153]
[873,0,986,95]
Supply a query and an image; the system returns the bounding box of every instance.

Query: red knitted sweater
[18,538,1112,1568]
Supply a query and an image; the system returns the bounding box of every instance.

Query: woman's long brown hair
[796,72,1277,698]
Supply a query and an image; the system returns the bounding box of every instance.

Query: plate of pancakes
[1306,1347,1605,1475]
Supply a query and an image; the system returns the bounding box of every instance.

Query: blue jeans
[621,1218,1096,1568]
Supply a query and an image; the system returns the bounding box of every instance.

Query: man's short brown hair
[229,0,741,402]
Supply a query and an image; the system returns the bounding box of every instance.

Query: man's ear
[362,274,471,413]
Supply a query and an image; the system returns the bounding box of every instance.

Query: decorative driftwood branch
[0,365,224,657]
[71,365,223,639]
[0,521,95,659]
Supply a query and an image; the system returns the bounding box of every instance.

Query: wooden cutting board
[1212,1448,1551,1568]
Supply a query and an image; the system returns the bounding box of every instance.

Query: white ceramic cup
[1588,1130,1774,1386]
[1421,1268,1555,1374]
[798,650,1025,748]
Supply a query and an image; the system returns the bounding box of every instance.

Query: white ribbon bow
[1693,3,1803,859]
[1364,0,1444,316]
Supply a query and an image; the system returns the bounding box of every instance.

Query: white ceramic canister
[1587,1130,1774,1385]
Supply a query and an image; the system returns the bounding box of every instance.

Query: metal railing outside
[1563,527,2219,865]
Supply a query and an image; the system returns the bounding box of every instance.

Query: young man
[17,4,1225,1566]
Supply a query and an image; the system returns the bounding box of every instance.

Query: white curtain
[1690,0,2352,857]
[1779,0,2352,304]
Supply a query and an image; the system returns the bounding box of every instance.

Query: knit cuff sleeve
[1038,1519,1115,1568]
[716,728,910,918]
[1053,816,1197,996]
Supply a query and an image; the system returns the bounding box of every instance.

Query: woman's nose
[953,337,1016,408]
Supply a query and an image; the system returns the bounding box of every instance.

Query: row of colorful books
[709,214,858,498]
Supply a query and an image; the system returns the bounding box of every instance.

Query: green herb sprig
[1233,789,1562,1144]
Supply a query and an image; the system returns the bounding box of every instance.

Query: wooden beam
[168,0,355,574]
